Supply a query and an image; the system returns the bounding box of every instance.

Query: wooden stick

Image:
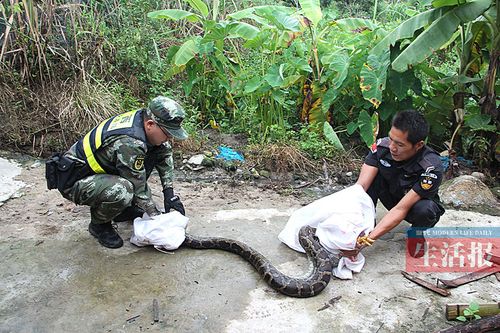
[437,313,500,333]
[437,266,500,288]
[400,271,451,297]
[484,252,500,266]
[446,303,500,320]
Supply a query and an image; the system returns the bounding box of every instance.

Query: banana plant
[366,0,498,167]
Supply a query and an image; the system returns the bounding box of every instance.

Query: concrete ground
[0,156,498,333]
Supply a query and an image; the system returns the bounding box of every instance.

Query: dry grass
[0,72,121,156]
[245,142,363,176]
[246,143,318,174]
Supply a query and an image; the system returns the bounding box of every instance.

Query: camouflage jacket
[66,109,174,215]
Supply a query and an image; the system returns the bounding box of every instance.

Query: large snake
[181,226,337,298]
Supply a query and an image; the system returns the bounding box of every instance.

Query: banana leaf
[334,18,378,31]
[148,9,201,22]
[184,0,209,18]
[370,7,447,56]
[392,0,492,72]
[174,38,200,66]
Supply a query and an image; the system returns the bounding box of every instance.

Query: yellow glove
[357,235,375,246]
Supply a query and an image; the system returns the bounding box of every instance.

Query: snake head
[298,225,318,249]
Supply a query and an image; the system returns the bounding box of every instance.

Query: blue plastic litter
[216,146,245,162]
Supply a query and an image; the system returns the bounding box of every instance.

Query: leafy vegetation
[456,302,481,322]
[0,0,498,175]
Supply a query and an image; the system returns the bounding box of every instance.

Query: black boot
[113,206,145,222]
[88,222,123,248]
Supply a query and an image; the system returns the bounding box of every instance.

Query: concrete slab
[0,157,498,333]
[0,157,25,206]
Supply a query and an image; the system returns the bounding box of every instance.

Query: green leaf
[360,51,391,108]
[466,114,497,131]
[255,8,301,31]
[184,0,209,18]
[271,89,286,105]
[432,0,461,8]
[228,5,294,20]
[281,74,302,88]
[264,65,284,87]
[244,76,263,93]
[324,52,350,88]
[464,309,473,316]
[388,69,419,100]
[358,110,376,147]
[323,122,345,151]
[347,121,358,135]
[456,316,467,322]
[370,7,447,56]
[165,64,186,80]
[299,0,323,26]
[469,302,480,311]
[392,0,492,72]
[290,57,313,73]
[335,18,378,32]
[438,74,482,84]
[228,22,260,40]
[243,30,271,49]
[174,38,200,66]
[147,9,201,22]
[321,87,338,113]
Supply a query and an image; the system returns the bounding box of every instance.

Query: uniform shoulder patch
[420,171,438,190]
[133,156,145,171]
[370,138,383,153]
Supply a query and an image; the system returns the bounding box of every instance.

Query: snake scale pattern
[181,226,336,298]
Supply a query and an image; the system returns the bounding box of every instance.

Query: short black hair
[391,110,429,144]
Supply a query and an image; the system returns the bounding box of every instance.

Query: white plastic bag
[130,211,188,251]
[278,184,375,279]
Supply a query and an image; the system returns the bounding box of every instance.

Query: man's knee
[105,178,134,207]
[407,200,443,228]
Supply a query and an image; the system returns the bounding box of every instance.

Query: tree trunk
[479,0,499,171]
[479,49,499,171]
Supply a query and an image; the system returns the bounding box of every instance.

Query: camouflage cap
[147,96,188,140]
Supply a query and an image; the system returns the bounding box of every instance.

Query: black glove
[163,187,185,215]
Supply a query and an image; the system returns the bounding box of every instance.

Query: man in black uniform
[344,110,445,258]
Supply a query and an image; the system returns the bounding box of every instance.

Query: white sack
[278,184,375,279]
[130,211,188,252]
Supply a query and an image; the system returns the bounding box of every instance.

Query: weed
[456,302,481,322]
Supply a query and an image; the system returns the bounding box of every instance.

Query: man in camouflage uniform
[59,96,188,249]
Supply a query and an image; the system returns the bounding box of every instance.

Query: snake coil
[182,226,336,298]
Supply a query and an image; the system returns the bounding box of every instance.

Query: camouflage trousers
[63,174,134,225]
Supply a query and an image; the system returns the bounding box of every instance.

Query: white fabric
[278,184,375,279]
[130,211,188,252]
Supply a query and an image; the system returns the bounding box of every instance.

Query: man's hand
[163,188,185,215]
[340,232,374,259]
[340,243,365,259]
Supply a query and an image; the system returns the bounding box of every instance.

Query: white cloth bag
[130,211,188,252]
[278,184,375,279]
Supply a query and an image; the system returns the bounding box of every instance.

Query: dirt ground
[0,153,499,333]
